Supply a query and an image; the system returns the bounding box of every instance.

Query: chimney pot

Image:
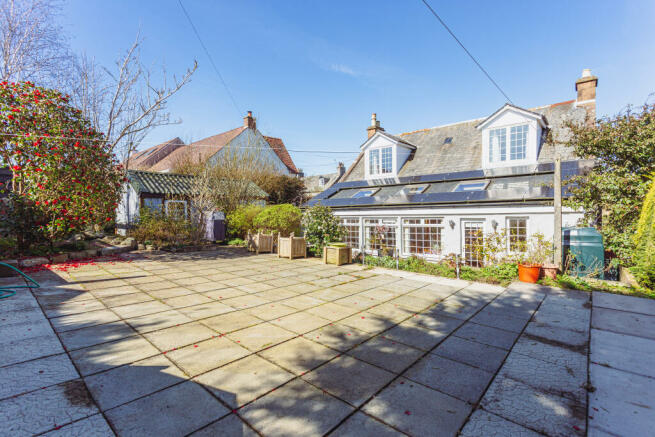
[575,69,598,126]
[337,162,345,177]
[366,113,384,138]
[244,111,256,129]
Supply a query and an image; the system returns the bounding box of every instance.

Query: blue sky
[61,0,655,175]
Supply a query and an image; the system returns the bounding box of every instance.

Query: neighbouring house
[125,112,300,176]
[304,163,346,198]
[308,69,599,266]
[116,170,267,239]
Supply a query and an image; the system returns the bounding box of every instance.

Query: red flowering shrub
[0,81,122,246]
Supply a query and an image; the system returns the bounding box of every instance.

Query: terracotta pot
[541,264,559,280]
[518,264,542,283]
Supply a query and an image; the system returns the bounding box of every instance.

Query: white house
[307,70,599,266]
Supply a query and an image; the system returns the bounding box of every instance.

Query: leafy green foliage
[252,204,302,236]
[258,174,307,206]
[226,204,264,238]
[129,209,204,249]
[539,274,655,299]
[227,238,246,247]
[0,81,122,246]
[363,255,518,286]
[301,204,345,256]
[565,102,655,265]
[632,176,655,288]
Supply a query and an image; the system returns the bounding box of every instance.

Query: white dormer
[476,104,547,169]
[361,114,416,180]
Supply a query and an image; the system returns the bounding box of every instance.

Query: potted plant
[515,233,554,283]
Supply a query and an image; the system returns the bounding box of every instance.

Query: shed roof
[127,170,267,198]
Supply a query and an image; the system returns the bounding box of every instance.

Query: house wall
[332,204,583,260]
[210,129,291,175]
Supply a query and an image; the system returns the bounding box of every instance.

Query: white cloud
[329,63,358,77]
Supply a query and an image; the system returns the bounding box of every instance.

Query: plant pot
[541,263,559,280]
[518,264,541,283]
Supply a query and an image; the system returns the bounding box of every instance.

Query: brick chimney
[575,69,598,125]
[337,162,345,178]
[243,111,256,129]
[366,113,385,139]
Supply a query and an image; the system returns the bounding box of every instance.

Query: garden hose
[0,262,40,299]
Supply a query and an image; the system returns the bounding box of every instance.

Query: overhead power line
[420,0,514,104]
[177,0,242,115]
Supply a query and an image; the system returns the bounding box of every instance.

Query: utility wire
[177,0,242,116]
[420,0,514,104]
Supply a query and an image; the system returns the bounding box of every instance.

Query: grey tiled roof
[127,170,267,198]
[341,100,588,182]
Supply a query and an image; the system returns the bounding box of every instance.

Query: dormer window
[478,105,547,169]
[369,147,393,176]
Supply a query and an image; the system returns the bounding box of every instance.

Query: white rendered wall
[333,204,583,259]
[115,184,140,236]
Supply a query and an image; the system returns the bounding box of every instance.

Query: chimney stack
[243,111,256,129]
[575,69,598,125]
[337,162,345,177]
[366,113,385,139]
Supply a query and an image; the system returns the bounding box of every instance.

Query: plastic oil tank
[562,227,604,279]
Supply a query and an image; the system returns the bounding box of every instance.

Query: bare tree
[0,0,73,84]
[70,35,197,164]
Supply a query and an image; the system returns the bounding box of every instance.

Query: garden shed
[116,170,267,240]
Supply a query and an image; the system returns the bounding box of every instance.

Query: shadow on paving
[0,249,589,436]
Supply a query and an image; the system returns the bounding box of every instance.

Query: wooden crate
[247,232,274,254]
[323,245,352,266]
[277,232,306,259]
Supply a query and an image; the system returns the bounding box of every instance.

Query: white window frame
[368,146,394,177]
[461,219,485,267]
[401,217,444,258]
[164,199,188,219]
[339,217,361,252]
[363,217,398,255]
[488,123,529,164]
[506,216,529,254]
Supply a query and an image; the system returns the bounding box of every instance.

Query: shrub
[227,238,246,247]
[258,174,307,206]
[632,176,655,289]
[227,204,264,238]
[302,204,345,256]
[129,209,203,248]
[253,204,301,236]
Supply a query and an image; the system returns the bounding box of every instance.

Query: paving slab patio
[3,249,654,436]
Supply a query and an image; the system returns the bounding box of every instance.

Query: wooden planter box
[277,233,306,259]
[323,245,352,266]
[247,232,274,254]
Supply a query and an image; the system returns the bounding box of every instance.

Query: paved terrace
[0,249,652,436]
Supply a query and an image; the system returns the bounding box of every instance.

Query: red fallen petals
[404,410,411,415]
[193,345,198,348]
[573,426,581,431]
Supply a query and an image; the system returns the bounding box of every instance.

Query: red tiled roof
[264,136,299,174]
[127,137,184,170]
[149,127,246,172]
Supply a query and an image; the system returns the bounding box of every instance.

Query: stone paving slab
[348,335,424,373]
[460,409,542,437]
[259,336,339,375]
[0,353,78,400]
[362,377,471,437]
[331,412,403,436]
[452,322,519,350]
[41,413,114,437]
[105,381,228,437]
[189,414,259,437]
[59,321,137,351]
[70,336,160,376]
[592,306,655,339]
[588,362,655,437]
[240,379,353,437]
[593,291,655,315]
[433,336,508,373]
[590,328,655,378]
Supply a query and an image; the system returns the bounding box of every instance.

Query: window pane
[143,198,163,213]
[510,125,528,160]
[508,217,527,252]
[381,147,392,174]
[364,218,396,255]
[369,149,380,174]
[402,218,443,256]
[339,218,360,248]
[463,222,484,267]
[489,128,506,162]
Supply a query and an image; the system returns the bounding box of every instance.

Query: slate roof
[149,127,246,172]
[342,100,588,182]
[264,136,300,174]
[127,170,267,198]
[307,159,594,209]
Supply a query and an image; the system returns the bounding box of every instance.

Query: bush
[227,238,246,247]
[253,204,301,236]
[226,204,264,238]
[129,209,204,248]
[632,176,655,289]
[302,204,345,256]
[258,174,307,205]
